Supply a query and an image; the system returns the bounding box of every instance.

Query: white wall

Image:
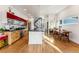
[29,17,34,30]
[0,5,9,23]
[58,6,79,44]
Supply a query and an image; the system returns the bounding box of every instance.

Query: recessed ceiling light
[28,14,31,16]
[24,9,27,11]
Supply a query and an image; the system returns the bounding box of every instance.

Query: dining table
[53,29,71,41]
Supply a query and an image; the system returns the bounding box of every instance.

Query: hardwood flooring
[0,33,79,53]
[0,34,58,53]
[43,34,79,53]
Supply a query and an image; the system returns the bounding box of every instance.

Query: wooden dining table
[54,29,71,41]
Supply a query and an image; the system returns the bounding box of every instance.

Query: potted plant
[0,27,4,35]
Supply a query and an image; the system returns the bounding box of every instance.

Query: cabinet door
[11,31,20,43]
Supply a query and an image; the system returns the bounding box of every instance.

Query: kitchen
[0,5,28,48]
[1,5,79,53]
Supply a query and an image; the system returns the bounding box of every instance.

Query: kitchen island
[29,31,43,44]
[4,28,28,45]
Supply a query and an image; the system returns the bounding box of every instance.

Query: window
[60,16,78,26]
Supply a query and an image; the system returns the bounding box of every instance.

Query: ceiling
[12,5,68,16]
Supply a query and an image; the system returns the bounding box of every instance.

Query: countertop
[3,28,28,32]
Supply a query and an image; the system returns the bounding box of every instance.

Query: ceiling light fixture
[24,9,27,11]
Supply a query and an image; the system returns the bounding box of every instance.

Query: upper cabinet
[7,12,27,25]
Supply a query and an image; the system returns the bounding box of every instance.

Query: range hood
[7,12,27,23]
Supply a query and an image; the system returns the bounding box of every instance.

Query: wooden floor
[43,34,79,53]
[1,33,79,53]
[0,34,58,53]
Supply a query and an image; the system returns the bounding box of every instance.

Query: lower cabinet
[0,40,4,48]
[11,31,20,43]
[4,30,20,45]
[0,35,8,48]
[4,29,28,45]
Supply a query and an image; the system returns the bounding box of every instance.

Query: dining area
[49,27,71,42]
